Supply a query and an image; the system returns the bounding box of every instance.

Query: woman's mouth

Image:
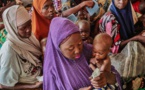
[75,54,81,59]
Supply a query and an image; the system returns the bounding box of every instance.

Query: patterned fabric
[0,29,7,48]
[110,41,145,83]
[110,0,135,40]
[99,11,121,53]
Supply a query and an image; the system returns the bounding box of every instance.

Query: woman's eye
[68,46,74,51]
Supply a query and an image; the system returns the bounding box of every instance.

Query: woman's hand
[134,34,145,44]
[32,81,42,89]
[90,72,107,89]
[79,86,92,90]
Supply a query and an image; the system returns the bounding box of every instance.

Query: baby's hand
[89,58,97,71]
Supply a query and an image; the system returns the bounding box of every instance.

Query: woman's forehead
[60,33,81,45]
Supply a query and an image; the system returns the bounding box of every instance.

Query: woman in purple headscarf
[99,0,145,89]
[43,17,122,90]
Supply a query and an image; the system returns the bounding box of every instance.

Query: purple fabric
[111,66,122,90]
[110,0,135,40]
[43,17,92,90]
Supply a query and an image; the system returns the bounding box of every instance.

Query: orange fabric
[32,0,51,41]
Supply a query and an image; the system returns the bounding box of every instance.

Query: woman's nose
[74,47,80,54]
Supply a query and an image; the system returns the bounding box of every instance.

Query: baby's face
[93,43,109,61]
[79,23,90,40]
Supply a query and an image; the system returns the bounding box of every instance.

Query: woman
[0,5,42,89]
[32,0,94,41]
[99,0,145,88]
[99,0,145,53]
[43,17,122,90]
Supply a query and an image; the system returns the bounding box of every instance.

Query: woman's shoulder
[100,11,116,21]
[0,41,16,55]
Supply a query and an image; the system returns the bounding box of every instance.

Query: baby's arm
[89,58,96,71]
[100,56,111,72]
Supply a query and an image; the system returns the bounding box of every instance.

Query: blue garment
[110,0,135,40]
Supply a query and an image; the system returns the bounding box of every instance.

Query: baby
[90,33,113,89]
[76,20,93,44]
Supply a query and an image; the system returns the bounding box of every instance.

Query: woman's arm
[120,33,145,50]
[0,1,16,19]
[62,1,94,17]
[0,82,42,90]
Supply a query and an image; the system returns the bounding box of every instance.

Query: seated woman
[32,0,94,41]
[0,5,42,89]
[43,17,122,90]
[99,0,145,89]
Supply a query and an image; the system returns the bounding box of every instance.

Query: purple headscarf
[43,17,92,90]
[110,0,135,40]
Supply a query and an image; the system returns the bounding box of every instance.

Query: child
[76,20,93,44]
[77,9,90,21]
[90,33,114,89]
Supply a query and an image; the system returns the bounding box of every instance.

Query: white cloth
[0,5,42,86]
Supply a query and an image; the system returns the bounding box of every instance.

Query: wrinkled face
[114,0,128,9]
[41,0,55,20]
[79,23,90,40]
[93,43,109,61]
[60,33,83,60]
[17,20,32,38]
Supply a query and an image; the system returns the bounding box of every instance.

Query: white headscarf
[2,5,42,66]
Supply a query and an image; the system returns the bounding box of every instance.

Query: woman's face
[17,20,32,38]
[114,0,128,9]
[60,33,83,60]
[41,0,55,20]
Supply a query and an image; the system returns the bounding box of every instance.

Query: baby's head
[76,20,90,41]
[93,33,112,60]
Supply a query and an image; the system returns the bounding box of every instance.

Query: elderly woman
[99,0,145,89]
[0,5,42,89]
[43,17,122,90]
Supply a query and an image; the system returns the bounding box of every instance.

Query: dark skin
[17,20,32,38]
[60,33,83,60]
[113,0,145,50]
[0,20,42,89]
[60,33,116,89]
[0,0,16,19]
[78,22,90,41]
[40,0,94,20]
[41,0,55,20]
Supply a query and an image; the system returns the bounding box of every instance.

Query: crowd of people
[0,0,145,90]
